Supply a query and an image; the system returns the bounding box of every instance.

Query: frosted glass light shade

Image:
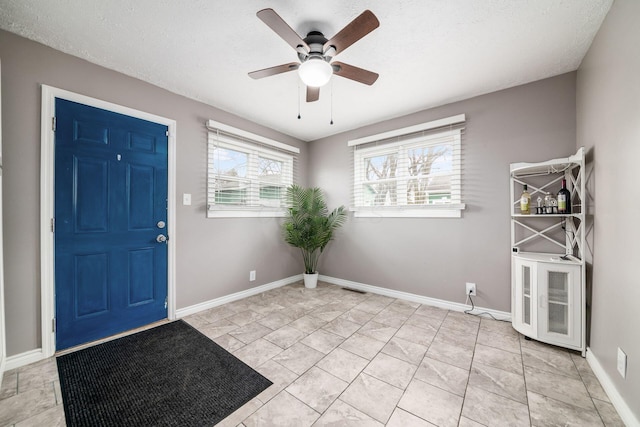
[298,58,333,87]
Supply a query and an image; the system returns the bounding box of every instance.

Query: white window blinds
[206,120,298,218]
[350,114,466,218]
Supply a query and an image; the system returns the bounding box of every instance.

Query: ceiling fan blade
[307,86,320,102]
[248,62,299,79]
[332,62,379,85]
[323,10,379,55]
[257,9,309,53]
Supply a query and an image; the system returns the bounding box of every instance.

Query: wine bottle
[520,184,531,215]
[557,178,571,214]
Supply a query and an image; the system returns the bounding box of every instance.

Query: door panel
[55,98,168,350]
[75,253,109,317]
[128,131,156,152]
[128,248,155,305]
[128,164,155,229]
[74,120,109,145]
[75,157,109,232]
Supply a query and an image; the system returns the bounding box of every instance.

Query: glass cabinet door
[522,265,533,326]
[538,262,580,348]
[547,271,569,334]
[513,257,536,337]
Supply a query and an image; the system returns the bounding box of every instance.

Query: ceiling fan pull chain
[330,80,334,125]
[297,80,301,119]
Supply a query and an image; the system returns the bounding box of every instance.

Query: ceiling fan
[248,8,380,102]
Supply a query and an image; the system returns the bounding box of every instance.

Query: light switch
[183,193,191,206]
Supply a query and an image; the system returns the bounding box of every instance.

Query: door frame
[0,59,6,382]
[40,85,177,357]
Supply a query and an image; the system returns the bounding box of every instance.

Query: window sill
[207,209,287,218]
[351,204,465,218]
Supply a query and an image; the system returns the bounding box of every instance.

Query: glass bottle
[550,195,558,214]
[536,196,544,214]
[557,178,571,214]
[544,192,552,214]
[520,184,531,215]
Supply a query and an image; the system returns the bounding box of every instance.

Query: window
[351,114,465,218]
[207,120,298,218]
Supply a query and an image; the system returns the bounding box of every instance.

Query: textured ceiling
[0,0,612,141]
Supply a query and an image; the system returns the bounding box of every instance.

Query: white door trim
[40,85,177,357]
[0,59,6,380]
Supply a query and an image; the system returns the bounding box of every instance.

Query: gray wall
[0,30,307,356]
[308,74,577,313]
[3,7,636,418]
[577,0,640,419]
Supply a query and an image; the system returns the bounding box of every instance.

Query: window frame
[351,117,465,218]
[207,124,297,218]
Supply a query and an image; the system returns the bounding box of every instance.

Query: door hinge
[51,218,55,233]
[52,117,56,132]
[52,318,56,333]
[164,297,168,309]
[165,130,169,137]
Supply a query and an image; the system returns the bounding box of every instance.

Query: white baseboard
[175,274,303,318]
[319,275,511,321]
[5,349,46,371]
[586,348,639,427]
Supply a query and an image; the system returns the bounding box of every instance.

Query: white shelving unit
[510,147,586,355]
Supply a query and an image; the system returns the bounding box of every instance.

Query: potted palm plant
[283,185,347,288]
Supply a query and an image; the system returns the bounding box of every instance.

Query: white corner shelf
[510,147,586,355]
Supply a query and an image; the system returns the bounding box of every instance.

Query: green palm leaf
[282,185,347,274]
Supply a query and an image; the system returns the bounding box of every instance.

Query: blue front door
[54,98,168,350]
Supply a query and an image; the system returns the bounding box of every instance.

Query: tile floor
[0,282,626,426]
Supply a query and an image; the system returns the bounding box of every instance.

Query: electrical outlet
[617,347,627,378]
[466,282,477,296]
[249,270,256,282]
[182,193,191,205]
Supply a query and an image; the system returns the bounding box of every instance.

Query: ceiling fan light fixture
[298,57,333,87]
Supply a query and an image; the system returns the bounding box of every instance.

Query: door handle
[156,234,167,243]
[539,295,546,309]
